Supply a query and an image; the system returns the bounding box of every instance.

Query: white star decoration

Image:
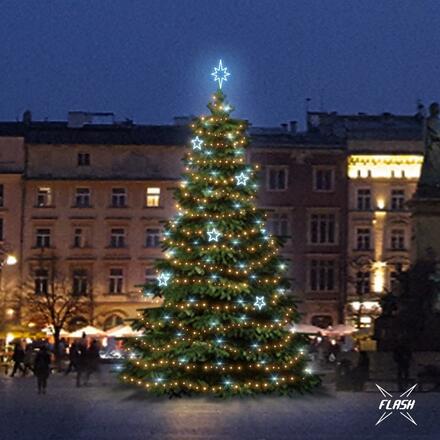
[211,59,230,89]
[191,136,203,150]
[157,272,171,287]
[254,296,266,310]
[235,172,250,186]
[207,228,221,242]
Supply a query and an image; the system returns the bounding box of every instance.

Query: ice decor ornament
[121,60,320,397]
[191,136,203,150]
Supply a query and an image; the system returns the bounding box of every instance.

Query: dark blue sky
[1,1,439,127]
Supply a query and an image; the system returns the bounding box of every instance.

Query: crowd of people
[4,334,102,394]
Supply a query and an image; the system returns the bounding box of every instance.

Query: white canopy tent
[106,325,142,338]
[69,325,107,338]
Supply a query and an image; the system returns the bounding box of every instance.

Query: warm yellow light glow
[348,155,423,179]
[376,198,385,210]
[6,308,14,317]
[372,261,386,293]
[6,333,14,345]
[360,316,372,324]
[6,255,17,266]
[350,301,380,311]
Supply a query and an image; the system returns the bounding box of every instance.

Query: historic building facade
[307,111,424,328]
[0,109,425,333]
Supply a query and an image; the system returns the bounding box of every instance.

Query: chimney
[289,120,298,133]
[280,123,288,132]
[22,110,32,125]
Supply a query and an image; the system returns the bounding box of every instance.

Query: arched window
[103,314,124,331]
[67,316,88,332]
[311,315,333,329]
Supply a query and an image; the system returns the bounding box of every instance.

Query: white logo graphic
[375,384,417,426]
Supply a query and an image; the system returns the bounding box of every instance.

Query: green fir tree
[122,63,320,396]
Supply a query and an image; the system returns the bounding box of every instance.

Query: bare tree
[22,254,93,362]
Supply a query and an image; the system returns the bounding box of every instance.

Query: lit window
[313,168,334,191]
[34,269,49,294]
[77,153,90,166]
[36,228,51,248]
[391,189,405,211]
[356,188,371,210]
[109,268,124,294]
[75,188,91,207]
[391,229,405,250]
[37,187,53,207]
[72,269,88,296]
[356,228,371,250]
[146,187,160,207]
[111,188,127,208]
[309,213,336,244]
[110,228,126,248]
[309,260,336,292]
[267,167,288,191]
[145,228,161,248]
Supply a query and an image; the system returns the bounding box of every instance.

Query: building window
[355,271,370,295]
[311,315,333,329]
[37,187,53,207]
[313,167,334,191]
[391,189,405,211]
[309,213,336,244]
[77,153,90,166]
[355,228,371,250]
[0,218,3,241]
[73,228,86,248]
[34,269,49,295]
[391,229,405,250]
[72,269,88,296]
[145,228,161,248]
[109,268,124,294]
[36,228,51,248]
[111,188,127,208]
[267,213,289,237]
[146,187,161,207]
[267,167,288,191]
[0,184,4,207]
[145,267,156,284]
[309,260,336,292]
[389,263,403,292]
[110,228,126,248]
[103,314,124,331]
[356,188,371,210]
[75,188,91,207]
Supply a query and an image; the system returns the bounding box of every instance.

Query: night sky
[1,1,439,127]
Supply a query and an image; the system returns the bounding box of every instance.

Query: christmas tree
[122,60,320,396]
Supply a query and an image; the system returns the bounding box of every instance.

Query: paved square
[0,372,438,440]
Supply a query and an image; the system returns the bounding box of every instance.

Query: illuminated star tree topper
[211,59,230,89]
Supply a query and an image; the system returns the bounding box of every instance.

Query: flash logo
[375,384,417,426]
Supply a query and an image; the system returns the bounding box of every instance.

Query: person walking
[10,341,25,377]
[84,339,101,385]
[65,341,80,375]
[76,341,88,387]
[34,345,51,394]
[23,344,34,376]
[393,340,412,391]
